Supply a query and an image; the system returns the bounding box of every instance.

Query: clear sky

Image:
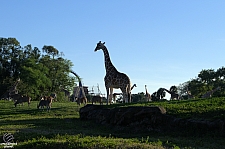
[1,1,225,99]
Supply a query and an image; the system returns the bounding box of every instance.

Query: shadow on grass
[8,117,225,149]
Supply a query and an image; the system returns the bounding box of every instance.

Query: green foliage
[109,97,225,120]
[55,92,70,102]
[0,37,75,100]
[132,92,145,102]
[178,67,225,98]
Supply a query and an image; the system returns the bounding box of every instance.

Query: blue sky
[1,1,225,99]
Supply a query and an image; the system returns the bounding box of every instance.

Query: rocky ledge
[79,104,224,135]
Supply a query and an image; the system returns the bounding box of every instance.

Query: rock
[80,105,166,127]
[79,104,225,135]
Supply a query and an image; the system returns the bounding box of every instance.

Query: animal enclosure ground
[0,99,224,148]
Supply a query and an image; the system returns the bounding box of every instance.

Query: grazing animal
[0,92,10,100]
[76,97,87,106]
[14,96,31,107]
[92,95,103,105]
[37,96,53,111]
[10,94,22,102]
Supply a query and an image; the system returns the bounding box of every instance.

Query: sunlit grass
[107,97,225,120]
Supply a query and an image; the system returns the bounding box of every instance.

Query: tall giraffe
[145,85,151,102]
[94,41,132,104]
[201,87,221,98]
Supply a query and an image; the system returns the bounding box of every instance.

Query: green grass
[107,97,225,120]
[0,98,225,149]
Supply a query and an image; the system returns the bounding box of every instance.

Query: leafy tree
[187,78,206,98]
[198,69,216,87]
[20,58,51,99]
[23,44,41,61]
[132,92,145,102]
[216,67,225,80]
[0,38,22,95]
[0,38,75,101]
[38,47,75,97]
[0,38,21,79]
[177,82,188,95]
[42,45,59,59]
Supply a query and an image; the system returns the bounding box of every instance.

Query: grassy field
[0,98,225,149]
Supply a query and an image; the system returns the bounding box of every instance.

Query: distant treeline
[178,67,225,98]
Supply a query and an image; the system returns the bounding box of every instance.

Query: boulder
[80,104,167,128]
[79,104,224,135]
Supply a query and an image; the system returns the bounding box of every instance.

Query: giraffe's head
[94,41,105,51]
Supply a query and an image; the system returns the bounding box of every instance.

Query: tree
[131,92,145,102]
[0,38,22,95]
[39,55,74,93]
[20,58,51,99]
[42,45,59,59]
[198,69,216,86]
[0,37,21,79]
[177,82,188,95]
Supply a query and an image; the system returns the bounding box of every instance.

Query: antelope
[14,95,31,107]
[37,96,53,111]
[92,95,103,105]
[76,97,87,106]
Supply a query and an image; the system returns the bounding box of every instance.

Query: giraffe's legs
[126,86,131,103]
[128,92,131,102]
[105,85,109,105]
[125,85,131,103]
[109,87,113,104]
[121,88,128,103]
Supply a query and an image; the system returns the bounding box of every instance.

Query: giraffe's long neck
[215,87,220,92]
[131,84,136,90]
[102,46,118,73]
[13,80,19,88]
[164,88,172,94]
[212,87,219,94]
[145,87,148,94]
